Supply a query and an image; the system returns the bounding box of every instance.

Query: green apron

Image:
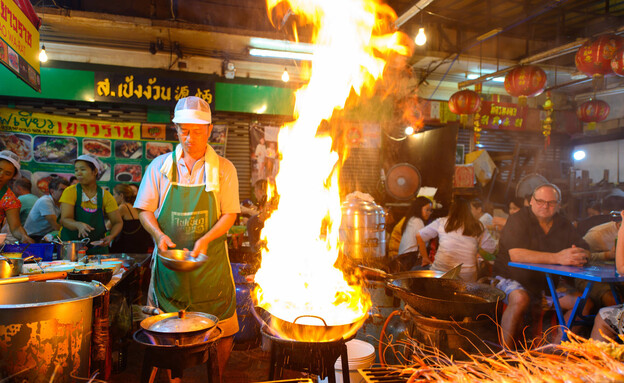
[60,184,108,255]
[152,153,236,320]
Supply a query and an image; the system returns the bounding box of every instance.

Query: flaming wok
[253,306,367,343]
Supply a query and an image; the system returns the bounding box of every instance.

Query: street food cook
[134,96,240,374]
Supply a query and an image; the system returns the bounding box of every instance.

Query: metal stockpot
[340,199,386,264]
[54,238,89,261]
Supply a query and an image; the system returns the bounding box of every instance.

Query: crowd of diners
[387,185,624,348]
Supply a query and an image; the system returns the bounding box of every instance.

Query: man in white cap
[135,96,240,374]
[0,150,34,243]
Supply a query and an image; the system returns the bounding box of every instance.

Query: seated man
[591,210,624,342]
[492,183,591,348]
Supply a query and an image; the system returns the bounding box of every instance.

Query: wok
[387,277,505,320]
[253,306,367,343]
[140,308,219,346]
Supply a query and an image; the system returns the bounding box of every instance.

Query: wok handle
[358,265,389,281]
[0,271,67,285]
[293,315,328,328]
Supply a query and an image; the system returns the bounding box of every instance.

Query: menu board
[0,107,227,194]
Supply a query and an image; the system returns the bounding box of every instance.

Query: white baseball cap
[74,154,105,180]
[0,150,20,177]
[172,96,212,124]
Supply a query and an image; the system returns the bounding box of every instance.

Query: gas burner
[360,367,410,383]
[262,327,353,382]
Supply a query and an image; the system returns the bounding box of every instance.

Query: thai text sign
[0,107,140,140]
[476,101,527,131]
[94,72,214,107]
[0,0,40,91]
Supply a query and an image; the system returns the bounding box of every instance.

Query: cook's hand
[97,235,114,247]
[191,237,211,258]
[421,255,432,267]
[21,235,35,244]
[75,222,94,238]
[557,245,589,267]
[156,233,175,251]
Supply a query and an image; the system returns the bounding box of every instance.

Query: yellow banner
[0,107,140,140]
[0,0,39,70]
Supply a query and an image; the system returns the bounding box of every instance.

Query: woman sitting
[391,197,433,271]
[60,154,122,254]
[417,197,496,282]
[109,183,152,254]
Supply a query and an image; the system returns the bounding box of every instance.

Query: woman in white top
[417,197,497,282]
[391,197,433,271]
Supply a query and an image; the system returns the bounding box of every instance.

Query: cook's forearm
[138,210,165,241]
[199,213,237,243]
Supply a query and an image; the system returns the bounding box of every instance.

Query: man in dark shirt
[493,183,590,348]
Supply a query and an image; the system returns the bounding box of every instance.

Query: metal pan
[140,308,219,346]
[386,277,505,320]
[253,306,367,342]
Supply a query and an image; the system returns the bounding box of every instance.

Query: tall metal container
[0,280,106,383]
[340,199,387,265]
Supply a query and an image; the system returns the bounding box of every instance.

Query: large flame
[255,0,411,342]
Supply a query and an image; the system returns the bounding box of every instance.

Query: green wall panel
[215,83,294,116]
[0,67,94,101]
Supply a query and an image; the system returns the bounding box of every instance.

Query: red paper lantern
[575,34,624,84]
[504,65,547,105]
[577,99,610,131]
[611,49,624,76]
[448,89,481,116]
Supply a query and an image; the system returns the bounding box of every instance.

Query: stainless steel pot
[0,255,31,278]
[54,238,89,261]
[340,199,386,264]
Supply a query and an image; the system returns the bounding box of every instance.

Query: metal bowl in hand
[158,249,208,272]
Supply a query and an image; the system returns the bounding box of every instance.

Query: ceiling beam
[394,0,436,28]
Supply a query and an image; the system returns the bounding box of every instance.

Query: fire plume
[254,0,411,342]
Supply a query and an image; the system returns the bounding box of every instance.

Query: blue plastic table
[508,262,624,341]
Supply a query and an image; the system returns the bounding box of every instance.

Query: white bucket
[318,339,376,383]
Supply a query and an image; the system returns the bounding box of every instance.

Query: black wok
[386,277,505,320]
[253,306,367,342]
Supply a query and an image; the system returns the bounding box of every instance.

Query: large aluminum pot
[340,199,386,264]
[0,280,106,383]
[0,254,25,278]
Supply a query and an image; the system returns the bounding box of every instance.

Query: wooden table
[508,261,624,342]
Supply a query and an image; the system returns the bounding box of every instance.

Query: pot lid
[147,310,217,333]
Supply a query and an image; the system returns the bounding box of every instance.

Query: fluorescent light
[477,28,503,41]
[249,48,314,61]
[250,38,315,54]
[467,73,505,82]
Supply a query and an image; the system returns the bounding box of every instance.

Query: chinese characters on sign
[475,101,527,131]
[94,73,215,107]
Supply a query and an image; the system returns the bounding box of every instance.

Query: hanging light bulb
[415,28,427,46]
[404,126,414,135]
[39,44,48,63]
[281,67,289,82]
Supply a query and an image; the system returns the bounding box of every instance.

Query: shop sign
[0,0,40,91]
[0,107,140,140]
[94,72,214,107]
[476,100,527,131]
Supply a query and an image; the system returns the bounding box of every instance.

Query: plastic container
[3,243,55,261]
[318,339,376,383]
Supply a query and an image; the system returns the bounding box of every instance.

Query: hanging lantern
[504,65,547,106]
[611,48,624,76]
[542,92,554,148]
[577,99,610,131]
[448,89,481,124]
[575,34,624,88]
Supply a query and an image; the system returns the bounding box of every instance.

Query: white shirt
[398,217,425,255]
[418,217,497,282]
